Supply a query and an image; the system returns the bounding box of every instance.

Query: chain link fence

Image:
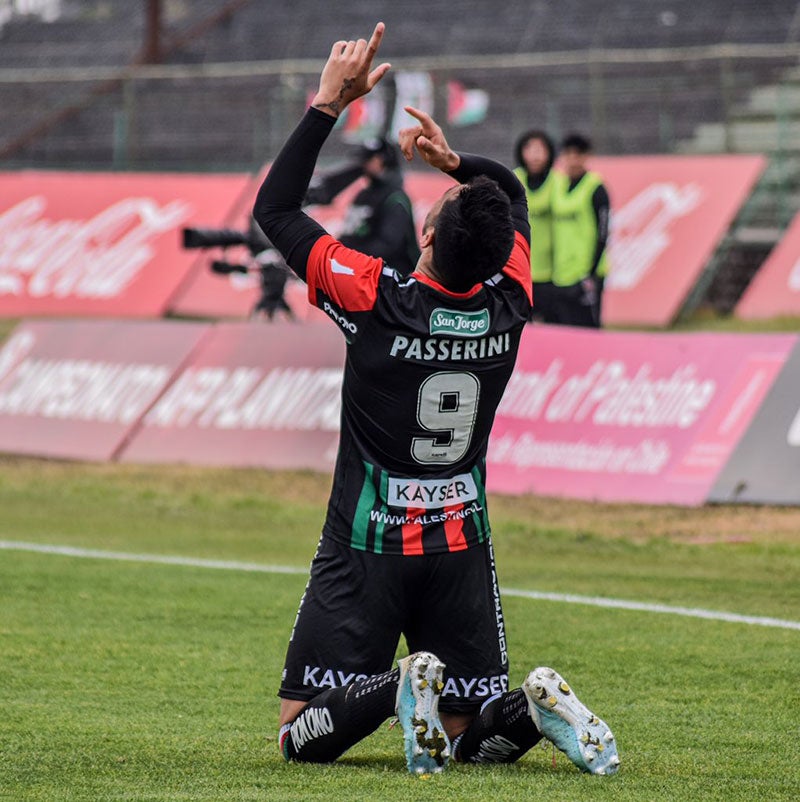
[0,43,798,174]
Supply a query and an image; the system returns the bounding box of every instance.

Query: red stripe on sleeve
[502,231,533,304]
[306,234,383,312]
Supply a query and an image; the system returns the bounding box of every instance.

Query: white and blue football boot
[523,666,620,775]
[395,651,451,775]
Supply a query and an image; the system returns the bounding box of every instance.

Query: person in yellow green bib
[513,129,559,323]
[551,132,610,328]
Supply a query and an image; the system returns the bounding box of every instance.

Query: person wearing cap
[551,132,611,328]
[513,130,561,323]
[305,136,420,275]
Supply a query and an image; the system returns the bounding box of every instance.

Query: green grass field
[1,458,798,801]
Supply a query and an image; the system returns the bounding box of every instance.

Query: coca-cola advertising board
[119,321,346,469]
[173,155,764,328]
[0,320,211,461]
[735,211,800,319]
[0,171,250,317]
[487,325,796,505]
[594,154,766,327]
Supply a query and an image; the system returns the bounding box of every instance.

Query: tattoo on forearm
[313,77,356,116]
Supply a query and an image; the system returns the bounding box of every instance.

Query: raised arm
[253,23,391,279]
[399,105,530,242]
[252,109,336,278]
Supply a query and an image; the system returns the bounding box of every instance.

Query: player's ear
[420,226,434,249]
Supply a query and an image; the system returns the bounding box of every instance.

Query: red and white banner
[175,155,763,329]
[0,170,250,317]
[0,157,763,326]
[119,321,346,469]
[487,325,796,505]
[735,212,800,319]
[593,154,766,327]
[0,320,210,461]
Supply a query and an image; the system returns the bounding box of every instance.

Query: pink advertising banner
[119,321,346,469]
[487,325,797,505]
[0,320,210,461]
[0,170,250,317]
[592,154,766,327]
[735,212,800,319]
[1,319,792,507]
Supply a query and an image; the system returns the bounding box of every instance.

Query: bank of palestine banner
[736,211,800,319]
[487,326,796,505]
[0,171,250,317]
[1,319,795,505]
[0,320,210,461]
[117,321,794,505]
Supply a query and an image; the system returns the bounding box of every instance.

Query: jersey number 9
[411,371,480,465]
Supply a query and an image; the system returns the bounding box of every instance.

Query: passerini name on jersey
[389,332,511,362]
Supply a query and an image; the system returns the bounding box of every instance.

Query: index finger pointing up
[366,21,385,58]
[404,105,434,129]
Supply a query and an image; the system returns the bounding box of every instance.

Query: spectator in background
[551,132,610,328]
[513,129,560,323]
[305,136,420,276]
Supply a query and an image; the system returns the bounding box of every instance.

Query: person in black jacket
[305,137,420,275]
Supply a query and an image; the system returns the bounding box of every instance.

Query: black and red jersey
[305,231,531,555]
[253,107,532,556]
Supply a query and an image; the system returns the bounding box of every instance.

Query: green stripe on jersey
[352,463,377,550]
[373,469,389,554]
[471,465,490,543]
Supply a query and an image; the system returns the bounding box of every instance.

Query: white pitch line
[500,588,800,631]
[0,539,308,576]
[2,539,799,632]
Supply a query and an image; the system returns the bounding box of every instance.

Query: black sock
[453,688,542,764]
[280,667,400,763]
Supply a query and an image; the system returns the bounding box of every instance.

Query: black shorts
[280,535,510,714]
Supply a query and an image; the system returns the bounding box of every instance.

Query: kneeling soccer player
[252,21,620,777]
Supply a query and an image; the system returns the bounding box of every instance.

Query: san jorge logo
[429,308,491,337]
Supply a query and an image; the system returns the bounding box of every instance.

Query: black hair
[432,176,515,293]
[514,129,555,171]
[560,132,592,153]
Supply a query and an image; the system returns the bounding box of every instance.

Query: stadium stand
[2,0,796,67]
[0,0,798,314]
[1,0,798,165]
